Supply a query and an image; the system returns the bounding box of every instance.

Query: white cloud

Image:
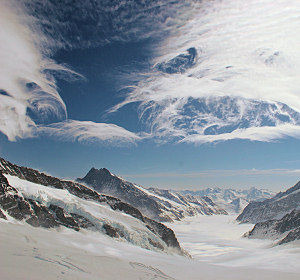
[3,0,300,145]
[0,0,140,145]
[39,120,141,145]
[0,0,72,140]
[113,0,300,143]
[181,124,300,144]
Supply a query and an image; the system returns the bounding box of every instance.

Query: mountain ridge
[180,187,275,214]
[77,167,228,222]
[0,157,183,254]
[237,181,300,224]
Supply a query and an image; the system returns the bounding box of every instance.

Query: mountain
[77,168,227,222]
[0,157,183,254]
[180,187,274,214]
[237,181,300,224]
[245,209,300,245]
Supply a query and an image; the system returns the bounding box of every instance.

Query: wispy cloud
[3,0,300,146]
[0,0,78,141]
[39,120,141,145]
[0,0,141,145]
[113,0,300,143]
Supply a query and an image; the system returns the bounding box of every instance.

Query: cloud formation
[0,0,139,145]
[39,120,141,145]
[113,0,300,143]
[2,0,300,145]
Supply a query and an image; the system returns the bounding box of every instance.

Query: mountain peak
[86,167,112,176]
[77,167,115,188]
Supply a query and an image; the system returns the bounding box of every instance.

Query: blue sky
[1,0,300,191]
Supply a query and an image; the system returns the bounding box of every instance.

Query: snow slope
[167,215,300,274]
[1,215,299,280]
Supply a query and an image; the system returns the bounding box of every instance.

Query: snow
[133,184,183,209]
[181,188,275,214]
[1,217,300,280]
[166,215,300,273]
[1,174,300,279]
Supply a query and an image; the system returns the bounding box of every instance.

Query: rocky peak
[77,167,115,189]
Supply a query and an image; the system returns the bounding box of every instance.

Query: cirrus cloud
[39,120,141,145]
[0,0,140,145]
[112,0,300,144]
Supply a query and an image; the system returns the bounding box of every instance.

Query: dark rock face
[70,213,95,229]
[144,217,181,249]
[27,200,58,228]
[49,204,80,231]
[103,224,125,238]
[0,157,182,252]
[246,209,300,245]
[237,181,300,224]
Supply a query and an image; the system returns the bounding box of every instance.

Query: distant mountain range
[238,181,300,245]
[2,156,298,248]
[180,187,275,214]
[0,157,183,254]
[77,167,227,222]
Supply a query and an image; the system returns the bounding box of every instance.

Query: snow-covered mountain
[0,157,183,254]
[77,168,227,222]
[180,187,274,214]
[245,209,300,245]
[237,181,300,224]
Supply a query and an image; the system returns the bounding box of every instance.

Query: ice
[1,174,300,279]
[167,215,300,273]
[1,219,299,280]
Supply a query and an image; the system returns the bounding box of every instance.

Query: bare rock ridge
[0,157,182,253]
[237,181,300,224]
[77,167,227,222]
[238,180,300,245]
[245,209,300,245]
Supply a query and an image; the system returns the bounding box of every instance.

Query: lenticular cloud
[114,0,300,143]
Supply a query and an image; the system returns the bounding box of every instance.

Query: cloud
[21,0,192,49]
[112,0,300,143]
[39,120,141,145]
[181,124,300,144]
[0,0,141,145]
[0,0,76,141]
[3,0,300,145]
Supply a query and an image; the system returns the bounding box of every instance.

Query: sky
[1,0,300,191]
